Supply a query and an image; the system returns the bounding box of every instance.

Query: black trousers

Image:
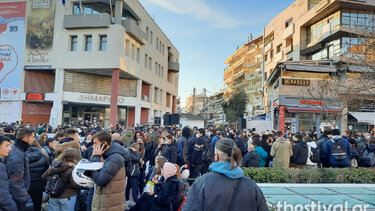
[28,179,45,211]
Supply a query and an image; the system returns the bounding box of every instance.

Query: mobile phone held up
[100,143,107,151]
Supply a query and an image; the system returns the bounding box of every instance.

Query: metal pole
[261,27,266,110]
[192,87,196,114]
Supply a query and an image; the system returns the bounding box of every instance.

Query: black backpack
[310,147,320,163]
[331,139,347,161]
[45,172,65,198]
[191,139,205,165]
[172,179,189,211]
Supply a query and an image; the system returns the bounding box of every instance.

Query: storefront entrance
[83,112,100,123]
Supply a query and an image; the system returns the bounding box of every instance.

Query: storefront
[274,96,342,134]
[62,104,128,126]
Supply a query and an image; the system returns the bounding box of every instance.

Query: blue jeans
[126,176,139,202]
[48,196,77,211]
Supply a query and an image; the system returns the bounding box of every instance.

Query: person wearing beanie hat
[324,129,352,168]
[150,162,180,211]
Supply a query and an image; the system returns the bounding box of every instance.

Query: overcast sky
[139,0,295,106]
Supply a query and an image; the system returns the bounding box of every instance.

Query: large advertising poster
[0,2,26,101]
[25,0,55,69]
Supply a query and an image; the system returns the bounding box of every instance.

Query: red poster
[279,105,285,134]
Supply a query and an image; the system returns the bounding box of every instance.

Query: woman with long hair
[42,148,81,211]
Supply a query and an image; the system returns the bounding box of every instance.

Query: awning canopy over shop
[350,112,375,125]
[286,106,341,113]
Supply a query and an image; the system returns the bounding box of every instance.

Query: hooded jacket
[324,136,352,166]
[254,146,268,167]
[91,143,127,211]
[290,140,308,165]
[53,140,82,161]
[0,158,17,211]
[26,146,49,181]
[162,141,178,164]
[150,175,179,211]
[270,138,293,168]
[182,161,268,211]
[6,139,32,206]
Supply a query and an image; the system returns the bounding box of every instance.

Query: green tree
[222,91,248,125]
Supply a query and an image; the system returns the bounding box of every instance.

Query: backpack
[45,172,65,198]
[309,147,320,163]
[201,139,213,163]
[173,179,189,211]
[331,139,347,161]
[191,139,205,165]
[361,149,375,167]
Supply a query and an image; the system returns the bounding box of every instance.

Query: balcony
[246,86,256,93]
[122,19,146,45]
[168,61,180,72]
[285,45,293,54]
[64,14,111,29]
[283,23,294,40]
[274,51,284,62]
[232,80,245,88]
[264,42,273,53]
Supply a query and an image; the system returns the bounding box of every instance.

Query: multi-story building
[185,91,207,116]
[0,0,180,127]
[223,36,263,116]
[263,0,375,132]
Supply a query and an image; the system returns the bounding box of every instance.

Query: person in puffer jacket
[126,143,142,203]
[90,131,128,211]
[26,141,49,211]
[324,129,352,168]
[0,135,17,211]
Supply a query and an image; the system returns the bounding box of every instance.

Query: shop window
[100,35,107,51]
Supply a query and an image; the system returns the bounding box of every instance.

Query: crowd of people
[0,120,374,211]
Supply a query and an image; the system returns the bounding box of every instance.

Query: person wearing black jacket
[126,143,142,203]
[42,138,56,164]
[7,128,35,210]
[290,134,308,168]
[26,142,49,211]
[0,135,17,211]
[162,135,178,164]
[3,125,16,141]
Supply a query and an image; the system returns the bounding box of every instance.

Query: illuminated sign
[300,99,326,105]
[282,79,310,86]
[26,92,44,101]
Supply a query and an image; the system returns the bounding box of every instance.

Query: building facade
[223,36,264,116]
[0,0,180,127]
[263,0,375,133]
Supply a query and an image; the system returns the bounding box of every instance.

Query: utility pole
[192,87,196,114]
[203,88,207,119]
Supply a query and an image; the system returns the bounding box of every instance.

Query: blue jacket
[324,137,352,166]
[254,146,268,167]
[0,159,17,211]
[6,139,32,205]
[182,161,268,211]
[90,143,127,187]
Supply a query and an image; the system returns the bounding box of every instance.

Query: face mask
[206,133,210,137]
[155,164,159,169]
[164,141,169,145]
[196,134,200,138]
[136,136,141,139]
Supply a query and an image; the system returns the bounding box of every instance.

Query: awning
[286,106,341,113]
[350,112,375,125]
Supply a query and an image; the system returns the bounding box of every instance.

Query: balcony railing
[64,14,111,29]
[122,19,146,45]
[283,23,294,40]
[285,45,293,54]
[264,42,273,53]
[168,61,180,72]
[274,51,284,62]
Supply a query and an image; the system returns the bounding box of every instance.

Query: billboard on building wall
[24,0,55,68]
[0,2,26,101]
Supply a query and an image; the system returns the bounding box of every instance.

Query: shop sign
[78,94,127,104]
[282,79,310,86]
[279,105,286,134]
[26,92,44,101]
[300,99,326,105]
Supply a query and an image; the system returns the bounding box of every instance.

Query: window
[131,44,135,59]
[162,44,164,55]
[158,64,161,76]
[145,54,148,68]
[159,41,162,53]
[265,54,268,61]
[85,35,92,51]
[285,19,293,28]
[136,48,140,63]
[125,39,130,56]
[99,35,107,51]
[150,31,153,45]
[156,38,159,50]
[73,3,101,14]
[70,36,77,51]
[161,66,164,78]
[155,62,158,75]
[146,27,149,41]
[276,44,282,53]
[149,57,152,71]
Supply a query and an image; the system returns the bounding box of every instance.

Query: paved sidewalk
[258,184,375,210]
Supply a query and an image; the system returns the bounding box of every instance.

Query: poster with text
[25,0,55,67]
[0,2,26,101]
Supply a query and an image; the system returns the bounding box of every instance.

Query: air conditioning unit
[142,95,148,102]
